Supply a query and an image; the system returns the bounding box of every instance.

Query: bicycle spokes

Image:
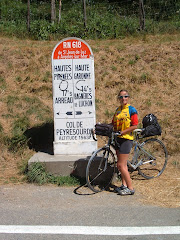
[86,148,116,192]
[137,139,168,179]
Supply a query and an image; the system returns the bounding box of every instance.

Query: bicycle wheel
[86,147,116,193]
[137,138,168,179]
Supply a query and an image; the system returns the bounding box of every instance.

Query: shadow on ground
[24,122,54,155]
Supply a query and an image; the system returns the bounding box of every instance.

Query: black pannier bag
[141,113,162,137]
[95,123,113,137]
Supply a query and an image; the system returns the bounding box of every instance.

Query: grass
[27,162,82,186]
[0,76,6,90]
[105,109,114,118]
[42,71,51,83]
[139,72,152,84]
[12,116,30,135]
[172,161,180,169]
[145,99,152,107]
[0,123,3,133]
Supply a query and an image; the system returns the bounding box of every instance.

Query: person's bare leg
[117,152,133,190]
[116,150,127,187]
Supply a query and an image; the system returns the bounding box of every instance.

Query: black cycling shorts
[114,138,133,154]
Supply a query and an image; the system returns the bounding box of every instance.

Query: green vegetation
[1,93,53,153]
[0,76,6,90]
[172,160,180,169]
[0,0,179,40]
[27,162,82,186]
[0,122,3,134]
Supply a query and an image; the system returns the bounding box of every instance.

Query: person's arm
[120,125,137,135]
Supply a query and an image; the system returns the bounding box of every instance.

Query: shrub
[1,0,179,40]
[27,162,81,186]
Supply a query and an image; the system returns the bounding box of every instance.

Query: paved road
[0,184,179,240]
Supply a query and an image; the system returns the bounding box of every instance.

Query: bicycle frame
[99,147,110,172]
[87,127,168,192]
[93,129,157,172]
[127,140,156,170]
[109,130,157,171]
[89,141,112,175]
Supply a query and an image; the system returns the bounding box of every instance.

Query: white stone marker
[52,37,97,155]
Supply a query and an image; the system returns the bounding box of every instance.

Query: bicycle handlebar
[91,128,121,141]
[133,128,144,133]
[91,127,145,141]
[91,129,97,141]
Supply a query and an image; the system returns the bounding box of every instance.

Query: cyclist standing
[112,90,138,195]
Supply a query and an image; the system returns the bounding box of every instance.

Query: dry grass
[131,154,180,208]
[0,34,180,207]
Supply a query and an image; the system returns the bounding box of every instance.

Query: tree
[139,0,145,31]
[27,0,30,32]
[83,0,87,29]
[51,0,56,24]
[58,0,62,23]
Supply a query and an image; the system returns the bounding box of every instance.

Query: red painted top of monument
[53,38,92,60]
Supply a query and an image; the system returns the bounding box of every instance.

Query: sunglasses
[118,95,129,99]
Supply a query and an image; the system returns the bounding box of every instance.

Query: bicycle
[86,128,168,193]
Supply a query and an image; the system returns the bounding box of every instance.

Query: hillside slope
[0,34,179,207]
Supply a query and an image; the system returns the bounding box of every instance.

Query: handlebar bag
[95,123,113,137]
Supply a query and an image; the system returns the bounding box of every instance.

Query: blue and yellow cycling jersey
[112,104,138,140]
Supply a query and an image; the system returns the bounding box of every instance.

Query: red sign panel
[53,39,92,59]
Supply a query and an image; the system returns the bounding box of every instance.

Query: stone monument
[52,37,97,155]
[29,38,97,177]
